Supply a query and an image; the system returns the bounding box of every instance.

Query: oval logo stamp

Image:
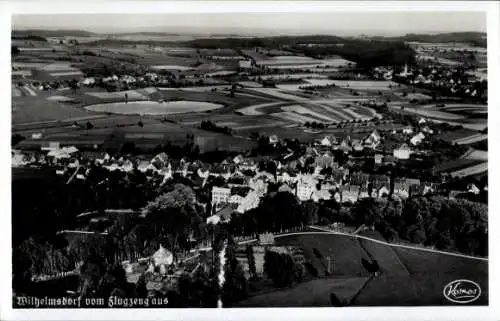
[443,279,481,304]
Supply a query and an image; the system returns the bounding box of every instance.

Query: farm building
[410,132,426,146]
[393,143,412,160]
[239,60,253,69]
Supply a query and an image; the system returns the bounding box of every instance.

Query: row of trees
[199,120,233,136]
[225,188,487,257]
[263,250,304,288]
[351,195,488,256]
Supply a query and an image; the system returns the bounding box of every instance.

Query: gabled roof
[153,245,173,266]
[231,186,252,197]
[215,204,237,220]
[278,184,294,194]
[406,178,421,186]
[394,182,409,190]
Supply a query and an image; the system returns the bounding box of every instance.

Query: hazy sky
[12,12,487,36]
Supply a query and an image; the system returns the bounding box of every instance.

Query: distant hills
[12,29,97,38]
[381,32,487,47]
[11,29,487,47]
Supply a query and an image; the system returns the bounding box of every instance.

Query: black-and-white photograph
[5,2,496,318]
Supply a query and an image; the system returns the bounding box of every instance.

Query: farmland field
[260,73,328,81]
[437,128,481,143]
[238,99,379,124]
[256,57,354,68]
[86,90,149,101]
[12,96,96,125]
[180,114,291,131]
[84,100,225,115]
[461,149,488,161]
[151,65,195,71]
[327,80,399,90]
[450,162,488,178]
[389,105,465,120]
[433,158,485,174]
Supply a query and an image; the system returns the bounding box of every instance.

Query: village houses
[393,143,412,160]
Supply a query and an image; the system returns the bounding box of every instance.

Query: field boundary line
[307,227,488,262]
[190,229,487,261]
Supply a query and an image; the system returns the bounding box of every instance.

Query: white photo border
[1,1,498,321]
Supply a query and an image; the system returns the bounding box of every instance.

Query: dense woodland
[187,36,417,69]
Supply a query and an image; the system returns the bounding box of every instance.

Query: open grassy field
[275,234,371,277]
[260,73,328,81]
[12,84,272,123]
[180,114,292,131]
[12,96,96,125]
[450,162,488,178]
[85,100,226,116]
[433,158,485,174]
[237,277,370,307]
[255,56,353,69]
[15,117,257,153]
[461,148,488,161]
[237,232,488,306]
[390,105,465,120]
[393,247,488,305]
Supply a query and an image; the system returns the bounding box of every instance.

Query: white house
[393,182,409,199]
[152,245,174,275]
[422,126,434,134]
[467,183,480,195]
[239,160,258,171]
[296,175,318,202]
[233,154,245,164]
[229,194,244,205]
[211,186,231,205]
[95,153,111,165]
[80,77,96,86]
[277,171,299,184]
[393,143,412,160]
[249,178,268,196]
[320,135,337,147]
[363,130,381,149]
[402,126,414,135]
[206,214,221,225]
[269,135,279,145]
[410,132,426,146]
[312,189,331,202]
[239,60,253,69]
[235,190,261,214]
[377,186,390,198]
[121,75,136,84]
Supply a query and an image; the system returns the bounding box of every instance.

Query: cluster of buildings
[373,62,486,100]
[13,116,479,228]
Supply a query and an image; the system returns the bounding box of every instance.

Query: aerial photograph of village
[11,11,488,309]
